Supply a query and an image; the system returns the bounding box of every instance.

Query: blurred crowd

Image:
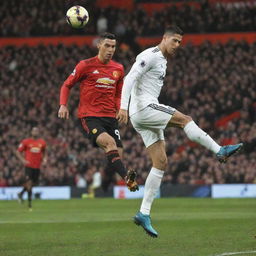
[0,39,255,187]
[0,0,255,37]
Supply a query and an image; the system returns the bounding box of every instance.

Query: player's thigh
[96,132,117,151]
[167,110,192,128]
[117,147,123,158]
[104,118,123,149]
[133,125,165,149]
[131,104,175,130]
[147,140,167,170]
[25,167,33,182]
[31,169,40,184]
[80,117,108,147]
[130,104,171,148]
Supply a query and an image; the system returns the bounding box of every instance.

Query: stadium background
[0,0,255,198]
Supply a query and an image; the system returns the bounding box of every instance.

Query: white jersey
[120,46,167,116]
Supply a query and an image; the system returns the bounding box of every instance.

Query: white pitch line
[0,218,126,224]
[213,251,256,256]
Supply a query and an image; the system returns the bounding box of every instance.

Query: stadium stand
[0,40,255,186]
[0,0,255,187]
[0,0,255,37]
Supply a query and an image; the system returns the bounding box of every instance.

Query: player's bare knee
[182,115,193,128]
[103,137,117,152]
[97,133,116,151]
[27,182,33,190]
[186,115,193,122]
[154,156,168,170]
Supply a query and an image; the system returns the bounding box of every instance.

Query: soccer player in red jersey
[15,127,47,210]
[58,32,138,192]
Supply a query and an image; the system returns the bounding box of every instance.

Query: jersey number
[115,130,121,140]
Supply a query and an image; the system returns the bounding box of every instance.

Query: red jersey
[60,56,125,118]
[17,138,46,169]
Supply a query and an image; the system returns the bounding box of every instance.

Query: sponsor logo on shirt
[30,147,41,153]
[95,84,115,89]
[95,77,115,89]
[96,77,115,85]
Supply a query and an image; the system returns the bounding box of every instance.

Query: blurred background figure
[75,173,87,188]
[97,13,108,34]
[15,127,47,210]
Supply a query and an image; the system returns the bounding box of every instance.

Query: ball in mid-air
[66,6,89,29]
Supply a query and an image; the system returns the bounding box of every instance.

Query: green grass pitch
[0,198,255,256]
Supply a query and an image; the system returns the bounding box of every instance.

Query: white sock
[140,167,164,215]
[184,121,221,153]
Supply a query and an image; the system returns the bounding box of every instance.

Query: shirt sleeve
[42,140,47,152]
[120,53,154,110]
[17,139,26,152]
[115,66,125,110]
[59,61,86,106]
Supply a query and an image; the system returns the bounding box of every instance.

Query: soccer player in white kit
[117,26,243,238]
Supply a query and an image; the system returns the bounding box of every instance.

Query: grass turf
[0,198,255,256]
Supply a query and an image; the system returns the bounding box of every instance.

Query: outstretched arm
[117,63,144,124]
[120,66,141,111]
[58,61,85,120]
[15,150,29,165]
[118,55,153,124]
[15,140,29,165]
[115,67,125,113]
[42,146,47,165]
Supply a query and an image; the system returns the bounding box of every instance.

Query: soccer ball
[66,6,89,29]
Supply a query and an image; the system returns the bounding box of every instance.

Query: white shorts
[130,103,176,148]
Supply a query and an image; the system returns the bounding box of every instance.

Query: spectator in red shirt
[15,127,47,210]
[58,32,138,192]
[0,173,8,187]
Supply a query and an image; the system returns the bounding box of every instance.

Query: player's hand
[117,109,128,124]
[58,105,69,120]
[22,159,29,165]
[42,158,47,165]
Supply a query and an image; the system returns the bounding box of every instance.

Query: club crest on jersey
[93,70,99,74]
[92,128,97,134]
[113,71,120,78]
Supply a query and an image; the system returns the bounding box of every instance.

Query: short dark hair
[99,32,116,41]
[164,25,184,36]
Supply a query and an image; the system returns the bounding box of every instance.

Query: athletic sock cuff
[183,120,195,132]
[105,150,118,156]
[151,167,164,178]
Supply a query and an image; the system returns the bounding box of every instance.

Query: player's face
[98,38,116,63]
[164,34,182,56]
[31,127,39,138]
